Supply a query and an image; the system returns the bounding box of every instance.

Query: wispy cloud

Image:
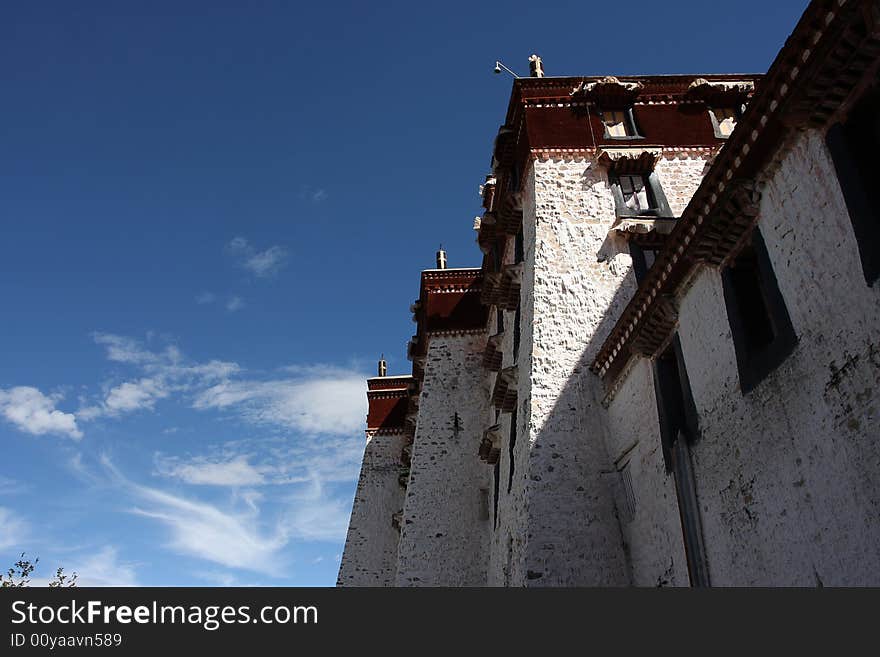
[80,333,365,437]
[299,185,328,203]
[226,296,245,312]
[195,570,241,586]
[63,546,139,587]
[0,507,29,550]
[93,333,167,366]
[103,457,288,574]
[196,292,216,305]
[155,454,266,487]
[226,237,288,278]
[281,479,351,542]
[79,334,239,421]
[0,387,82,440]
[0,476,27,496]
[104,378,169,415]
[192,364,366,436]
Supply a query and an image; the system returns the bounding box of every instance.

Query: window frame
[721,227,798,393]
[708,104,743,139]
[650,335,709,587]
[629,241,658,284]
[825,82,880,286]
[653,335,700,470]
[610,171,674,219]
[601,106,643,140]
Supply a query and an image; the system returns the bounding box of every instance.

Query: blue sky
[0,1,806,586]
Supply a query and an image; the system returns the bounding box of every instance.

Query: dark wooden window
[653,337,700,470]
[507,408,517,494]
[629,242,657,284]
[492,242,502,272]
[620,174,656,213]
[825,81,880,285]
[708,104,743,138]
[616,459,636,524]
[513,307,521,364]
[651,336,709,587]
[601,107,641,139]
[508,162,521,193]
[721,228,797,393]
[611,172,673,218]
[493,460,500,529]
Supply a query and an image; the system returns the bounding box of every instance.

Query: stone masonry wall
[605,358,690,587]
[654,151,713,216]
[485,230,526,586]
[395,333,492,586]
[672,128,880,585]
[496,151,714,586]
[337,430,408,586]
[509,155,636,586]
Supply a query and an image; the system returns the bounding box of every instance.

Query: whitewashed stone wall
[671,129,880,585]
[493,151,715,586]
[605,358,690,586]
[654,152,713,216]
[486,231,527,586]
[337,431,408,586]
[395,333,492,586]
[505,156,636,586]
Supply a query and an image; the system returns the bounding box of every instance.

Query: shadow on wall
[506,227,646,587]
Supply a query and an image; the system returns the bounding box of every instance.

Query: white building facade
[339,0,880,586]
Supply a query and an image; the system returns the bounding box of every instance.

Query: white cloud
[196,292,216,305]
[79,378,169,420]
[93,333,159,365]
[0,507,29,550]
[195,570,239,586]
[104,378,169,415]
[0,476,26,496]
[165,359,240,382]
[0,387,82,440]
[88,335,366,435]
[193,368,366,436]
[226,237,288,278]
[63,546,139,587]
[282,485,351,542]
[299,185,328,204]
[155,454,266,487]
[100,459,287,574]
[226,296,245,312]
[81,335,240,421]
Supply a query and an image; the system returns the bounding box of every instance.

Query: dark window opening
[508,162,521,193]
[708,106,742,138]
[513,306,521,364]
[515,229,524,264]
[651,336,709,587]
[601,107,641,139]
[493,460,500,529]
[492,242,502,272]
[617,459,636,524]
[507,408,517,495]
[619,174,657,214]
[629,242,658,284]
[611,171,673,219]
[653,336,699,471]
[825,81,880,285]
[496,307,505,334]
[721,228,797,393]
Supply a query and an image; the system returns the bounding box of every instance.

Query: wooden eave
[592,0,880,396]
